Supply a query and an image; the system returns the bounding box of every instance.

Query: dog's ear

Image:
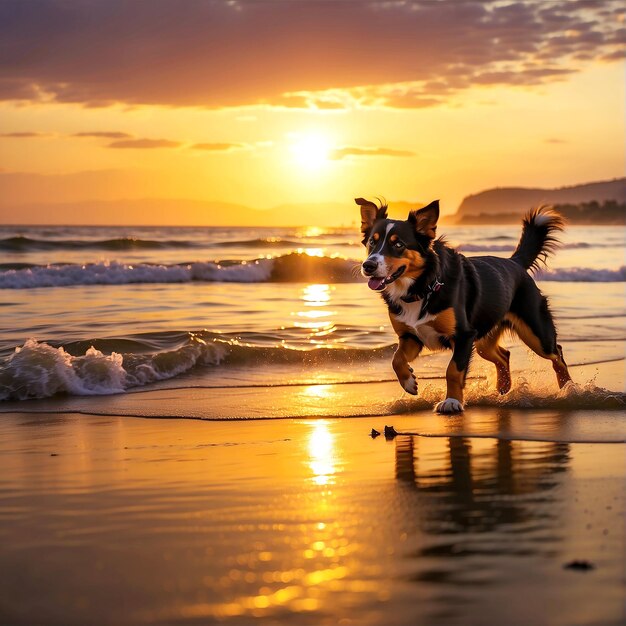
[409,200,439,239]
[355,198,387,245]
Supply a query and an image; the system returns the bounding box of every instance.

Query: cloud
[190,142,244,151]
[73,131,133,139]
[330,146,415,160]
[0,0,623,109]
[545,138,568,144]
[0,131,50,138]
[107,138,181,149]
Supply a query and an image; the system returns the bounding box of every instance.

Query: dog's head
[356,197,439,296]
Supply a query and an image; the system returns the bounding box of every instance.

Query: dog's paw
[400,374,418,395]
[435,398,464,414]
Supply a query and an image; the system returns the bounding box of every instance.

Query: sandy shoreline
[1,407,624,626]
[1,340,624,625]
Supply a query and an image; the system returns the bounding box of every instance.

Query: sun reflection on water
[302,283,331,305]
[307,421,336,486]
[297,247,325,257]
[292,284,337,337]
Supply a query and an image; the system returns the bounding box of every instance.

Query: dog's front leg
[392,333,423,395]
[436,330,476,413]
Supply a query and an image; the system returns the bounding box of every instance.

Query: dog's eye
[393,241,405,250]
[368,237,376,247]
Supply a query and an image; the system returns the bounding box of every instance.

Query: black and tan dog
[357,197,571,413]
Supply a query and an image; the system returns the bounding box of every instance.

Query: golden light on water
[297,310,331,319]
[307,421,336,486]
[300,226,325,238]
[293,284,336,335]
[302,283,331,305]
[296,247,325,257]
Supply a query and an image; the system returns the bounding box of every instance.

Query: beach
[0,405,624,626]
[0,223,625,624]
[2,0,625,622]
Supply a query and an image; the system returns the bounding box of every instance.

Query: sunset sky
[0,0,624,225]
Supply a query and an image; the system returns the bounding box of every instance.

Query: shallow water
[0,224,624,403]
[1,222,624,625]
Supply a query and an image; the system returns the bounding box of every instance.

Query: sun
[289,133,332,171]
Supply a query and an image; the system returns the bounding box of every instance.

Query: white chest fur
[388,294,446,350]
[385,281,450,351]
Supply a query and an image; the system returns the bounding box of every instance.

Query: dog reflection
[394,413,570,534]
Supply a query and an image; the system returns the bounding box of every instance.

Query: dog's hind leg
[475,325,511,395]
[392,333,423,395]
[507,282,571,388]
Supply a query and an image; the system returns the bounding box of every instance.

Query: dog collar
[401,277,444,307]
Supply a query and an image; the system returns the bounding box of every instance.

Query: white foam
[0,259,275,289]
[0,338,227,400]
[392,375,626,412]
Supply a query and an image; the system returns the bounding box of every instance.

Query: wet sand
[0,404,624,625]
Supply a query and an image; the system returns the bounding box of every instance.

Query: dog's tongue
[368,277,386,291]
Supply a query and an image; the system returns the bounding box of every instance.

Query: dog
[356,197,571,413]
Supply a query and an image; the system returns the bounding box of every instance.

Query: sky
[0,0,624,225]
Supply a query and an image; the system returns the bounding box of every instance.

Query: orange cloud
[0,1,623,109]
[330,146,415,160]
[107,138,181,149]
[0,132,51,138]
[190,142,244,151]
[73,131,133,139]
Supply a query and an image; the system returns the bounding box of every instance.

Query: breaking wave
[0,234,356,252]
[216,238,310,248]
[0,337,394,401]
[0,254,624,289]
[0,254,359,288]
[0,235,196,252]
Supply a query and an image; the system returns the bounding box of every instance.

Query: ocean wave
[0,259,274,288]
[216,237,358,248]
[0,235,196,252]
[0,337,394,401]
[1,234,605,255]
[0,234,356,252]
[217,238,307,248]
[458,244,515,252]
[2,335,624,406]
[0,338,228,400]
[0,254,624,289]
[0,254,359,288]
[537,266,626,282]
[459,242,597,252]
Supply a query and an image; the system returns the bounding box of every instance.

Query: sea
[0,222,624,404]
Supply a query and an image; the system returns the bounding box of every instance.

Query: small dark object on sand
[564,560,595,571]
[370,428,381,438]
[384,425,398,439]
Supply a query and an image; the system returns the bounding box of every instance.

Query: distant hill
[453,201,626,225]
[453,178,626,223]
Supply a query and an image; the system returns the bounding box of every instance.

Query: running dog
[357,198,571,413]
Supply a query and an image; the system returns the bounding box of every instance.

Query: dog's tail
[510,206,565,272]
